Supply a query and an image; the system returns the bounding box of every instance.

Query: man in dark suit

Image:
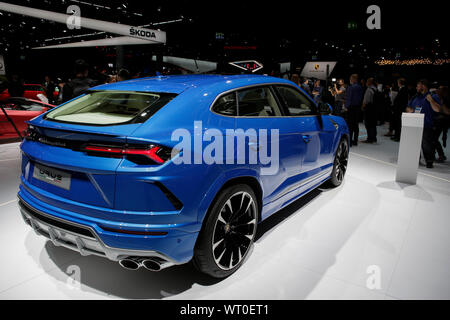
[391,78,409,141]
[345,74,363,146]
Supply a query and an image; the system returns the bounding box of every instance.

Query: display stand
[395,113,424,185]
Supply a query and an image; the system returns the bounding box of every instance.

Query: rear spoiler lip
[26,117,143,138]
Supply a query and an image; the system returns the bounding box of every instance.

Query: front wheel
[327,138,349,187]
[193,184,258,278]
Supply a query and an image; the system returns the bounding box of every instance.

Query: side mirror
[319,103,333,115]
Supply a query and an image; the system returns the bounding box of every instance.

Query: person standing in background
[312,79,323,104]
[360,78,367,98]
[385,83,398,137]
[301,78,312,96]
[406,79,441,168]
[42,75,56,104]
[117,69,131,82]
[390,78,409,142]
[390,83,398,107]
[345,74,363,146]
[426,85,448,162]
[330,78,346,115]
[62,60,96,103]
[362,77,378,143]
[379,84,391,126]
[290,74,300,86]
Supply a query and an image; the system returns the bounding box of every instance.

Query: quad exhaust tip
[118,258,141,270]
[118,257,171,271]
[141,258,162,271]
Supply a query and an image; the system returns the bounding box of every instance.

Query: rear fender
[196,168,261,224]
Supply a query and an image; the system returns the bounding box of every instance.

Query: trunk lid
[21,120,143,209]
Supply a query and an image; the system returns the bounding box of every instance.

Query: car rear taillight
[24,125,37,139]
[83,144,171,164]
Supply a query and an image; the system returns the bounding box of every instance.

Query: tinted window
[276,86,315,116]
[212,92,237,116]
[6,102,44,111]
[45,91,176,125]
[237,87,282,117]
[5,98,46,111]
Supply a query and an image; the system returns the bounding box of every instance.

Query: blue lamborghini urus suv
[18,75,349,278]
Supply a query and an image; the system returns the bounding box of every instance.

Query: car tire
[193,184,258,278]
[327,138,349,187]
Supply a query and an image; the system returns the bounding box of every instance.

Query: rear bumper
[18,186,199,264]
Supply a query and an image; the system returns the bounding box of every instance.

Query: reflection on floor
[0,125,449,300]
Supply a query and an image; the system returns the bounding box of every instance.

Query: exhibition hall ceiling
[0,0,447,61]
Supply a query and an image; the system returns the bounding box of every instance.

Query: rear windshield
[45,90,177,125]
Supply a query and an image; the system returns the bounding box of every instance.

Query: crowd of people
[289,73,449,169]
[1,59,187,106]
[47,60,138,104]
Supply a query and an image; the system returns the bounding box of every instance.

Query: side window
[276,86,315,116]
[237,86,282,117]
[212,92,237,116]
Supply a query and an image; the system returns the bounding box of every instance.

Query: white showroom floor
[0,125,449,300]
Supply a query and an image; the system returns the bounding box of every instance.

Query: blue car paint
[18,74,349,264]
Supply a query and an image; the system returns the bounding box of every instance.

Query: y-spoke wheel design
[193,184,258,278]
[212,191,256,270]
[328,138,349,187]
[334,140,348,183]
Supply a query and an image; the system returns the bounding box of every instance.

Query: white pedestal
[395,113,424,185]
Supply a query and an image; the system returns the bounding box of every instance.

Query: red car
[0,84,55,102]
[0,98,55,139]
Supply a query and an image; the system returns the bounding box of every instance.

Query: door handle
[302,135,312,143]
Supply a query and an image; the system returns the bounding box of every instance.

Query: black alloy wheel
[193,184,258,278]
[328,138,349,187]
